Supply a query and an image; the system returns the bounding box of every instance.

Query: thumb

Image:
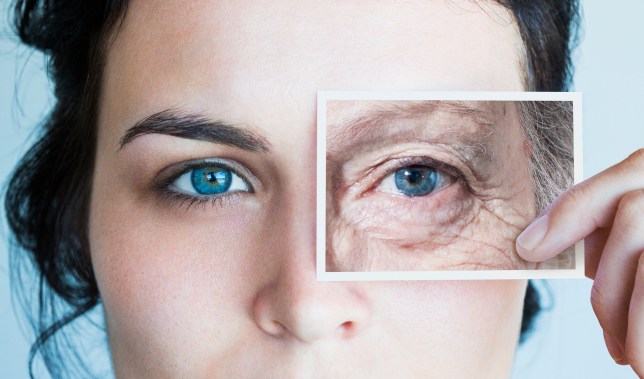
[516,150,644,262]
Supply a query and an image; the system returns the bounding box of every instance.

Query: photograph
[322,95,582,276]
[1,1,642,378]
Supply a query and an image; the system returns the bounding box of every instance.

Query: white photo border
[316,91,584,281]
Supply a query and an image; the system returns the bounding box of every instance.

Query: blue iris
[190,166,232,195]
[394,166,438,196]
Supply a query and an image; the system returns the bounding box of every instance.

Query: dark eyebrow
[118,109,270,152]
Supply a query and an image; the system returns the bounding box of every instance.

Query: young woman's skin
[88,0,644,377]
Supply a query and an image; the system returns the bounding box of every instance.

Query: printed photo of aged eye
[320,93,582,279]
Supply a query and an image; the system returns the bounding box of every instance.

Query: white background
[1,1,643,378]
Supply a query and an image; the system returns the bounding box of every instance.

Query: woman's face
[90,0,531,377]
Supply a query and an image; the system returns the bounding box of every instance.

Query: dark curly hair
[5,0,580,377]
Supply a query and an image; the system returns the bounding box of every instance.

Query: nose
[253,266,371,343]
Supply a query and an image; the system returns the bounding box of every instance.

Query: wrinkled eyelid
[415,159,464,182]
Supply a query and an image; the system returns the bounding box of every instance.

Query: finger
[584,227,610,279]
[590,190,644,362]
[625,252,644,376]
[516,149,644,262]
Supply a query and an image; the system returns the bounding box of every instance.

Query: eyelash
[154,159,254,210]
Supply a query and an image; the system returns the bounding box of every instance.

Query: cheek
[372,280,527,376]
[88,177,270,374]
[327,185,535,271]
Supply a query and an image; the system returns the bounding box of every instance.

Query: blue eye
[378,165,454,197]
[394,166,437,196]
[171,165,250,195]
[191,166,231,194]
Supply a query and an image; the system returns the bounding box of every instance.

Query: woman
[4,0,644,377]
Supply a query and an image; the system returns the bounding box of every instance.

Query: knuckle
[627,148,644,166]
[616,189,644,231]
[620,148,644,173]
[619,188,644,211]
[556,182,593,213]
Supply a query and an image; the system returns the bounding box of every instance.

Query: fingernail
[603,331,625,364]
[516,215,549,256]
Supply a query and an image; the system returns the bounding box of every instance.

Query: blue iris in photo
[394,166,438,196]
[191,166,233,195]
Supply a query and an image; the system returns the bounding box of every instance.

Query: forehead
[100,0,524,132]
[326,100,508,125]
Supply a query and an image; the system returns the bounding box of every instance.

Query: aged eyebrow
[328,100,495,148]
[118,109,270,152]
[327,100,502,181]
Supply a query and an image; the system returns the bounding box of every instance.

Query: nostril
[338,321,355,338]
[268,320,287,337]
[258,318,288,338]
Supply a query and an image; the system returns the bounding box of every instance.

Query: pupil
[191,166,232,194]
[206,171,225,183]
[406,170,423,184]
[394,166,438,196]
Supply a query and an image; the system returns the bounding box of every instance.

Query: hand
[516,149,644,376]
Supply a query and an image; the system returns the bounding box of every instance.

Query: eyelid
[380,156,466,183]
[153,157,260,194]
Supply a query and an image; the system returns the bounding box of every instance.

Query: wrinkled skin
[90,0,533,378]
[326,100,537,271]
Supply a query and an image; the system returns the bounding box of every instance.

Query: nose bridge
[276,150,319,299]
[283,137,318,268]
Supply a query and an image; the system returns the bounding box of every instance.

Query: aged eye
[377,165,454,197]
[172,165,250,195]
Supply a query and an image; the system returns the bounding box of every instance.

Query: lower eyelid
[160,188,248,211]
[151,163,260,213]
[341,189,474,246]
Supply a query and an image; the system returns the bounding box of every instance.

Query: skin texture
[326,100,538,271]
[90,0,531,377]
